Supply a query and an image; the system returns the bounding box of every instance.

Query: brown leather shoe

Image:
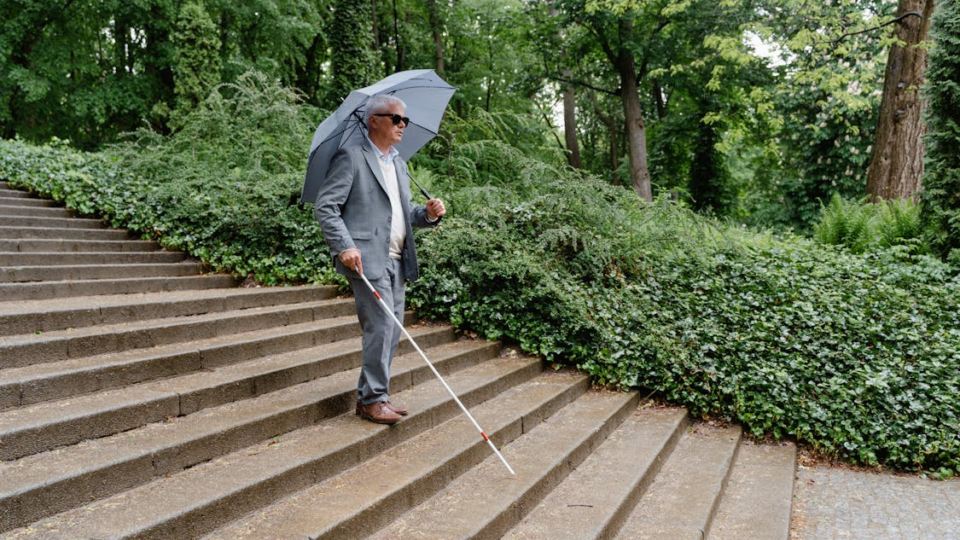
[386,400,408,416]
[359,401,402,425]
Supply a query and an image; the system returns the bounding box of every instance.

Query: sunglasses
[373,113,411,126]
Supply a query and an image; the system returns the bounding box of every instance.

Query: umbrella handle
[410,174,432,201]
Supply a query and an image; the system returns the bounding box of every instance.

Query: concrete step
[0,298,358,369]
[203,370,589,540]
[0,273,236,301]
[0,250,186,267]
[0,225,129,240]
[0,354,539,538]
[0,205,75,218]
[0,261,205,283]
[367,390,641,540]
[0,197,59,207]
[0,188,33,198]
[0,238,161,253]
[0,313,431,460]
[0,314,437,409]
[0,215,104,229]
[707,442,797,540]
[503,406,688,540]
[614,424,743,540]
[0,337,492,532]
[0,260,203,282]
[0,285,334,336]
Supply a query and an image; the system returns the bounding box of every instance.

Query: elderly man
[315,94,446,425]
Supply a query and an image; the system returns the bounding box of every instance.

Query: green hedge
[0,73,340,286]
[1,78,958,477]
[408,187,960,476]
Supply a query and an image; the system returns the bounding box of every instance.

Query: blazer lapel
[361,143,389,197]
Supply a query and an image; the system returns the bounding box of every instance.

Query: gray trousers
[349,258,404,405]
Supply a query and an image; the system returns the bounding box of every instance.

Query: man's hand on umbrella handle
[426,198,446,221]
[340,248,362,275]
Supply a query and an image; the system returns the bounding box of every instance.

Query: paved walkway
[791,465,960,540]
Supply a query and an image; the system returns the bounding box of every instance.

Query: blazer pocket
[351,230,373,240]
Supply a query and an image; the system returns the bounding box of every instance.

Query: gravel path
[791,465,960,540]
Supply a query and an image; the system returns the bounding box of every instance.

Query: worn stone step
[0,205,75,218]
[0,354,540,538]
[0,285,334,336]
[503,406,688,540]
[0,312,428,460]
[0,336,493,533]
[0,238,161,253]
[0,298,358,369]
[0,215,104,229]
[0,250,186,267]
[707,442,797,540]
[203,370,589,540]
[0,273,236,301]
[0,261,205,283]
[368,390,641,540]
[0,188,33,198]
[0,225,129,240]
[614,424,743,540]
[0,313,434,409]
[0,197,58,207]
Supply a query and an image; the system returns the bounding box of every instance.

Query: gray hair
[365,94,406,128]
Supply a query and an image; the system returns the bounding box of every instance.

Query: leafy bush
[922,0,960,261]
[0,72,340,285]
[813,193,929,256]
[410,187,959,475]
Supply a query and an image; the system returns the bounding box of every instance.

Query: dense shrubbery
[1,75,958,477]
[0,73,340,286]
[813,193,929,256]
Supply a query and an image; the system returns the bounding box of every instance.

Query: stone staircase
[0,180,797,539]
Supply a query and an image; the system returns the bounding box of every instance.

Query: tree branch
[635,18,668,86]
[547,74,619,97]
[831,11,923,45]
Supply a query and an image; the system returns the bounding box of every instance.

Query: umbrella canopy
[301,69,456,203]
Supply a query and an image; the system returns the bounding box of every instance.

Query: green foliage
[410,189,959,474]
[921,0,960,260]
[0,72,339,286]
[814,194,929,255]
[327,0,377,103]
[172,3,222,123]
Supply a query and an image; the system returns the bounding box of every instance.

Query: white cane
[357,270,516,475]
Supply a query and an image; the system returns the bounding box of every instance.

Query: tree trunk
[866,0,935,201]
[610,20,652,201]
[392,0,404,72]
[653,78,666,120]
[562,68,582,169]
[427,0,444,72]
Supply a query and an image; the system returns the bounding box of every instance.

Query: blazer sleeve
[314,148,357,257]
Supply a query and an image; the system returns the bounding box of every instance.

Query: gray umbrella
[301,69,456,203]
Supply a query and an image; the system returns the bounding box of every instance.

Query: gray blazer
[314,140,435,282]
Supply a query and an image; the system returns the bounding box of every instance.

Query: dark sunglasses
[373,113,410,126]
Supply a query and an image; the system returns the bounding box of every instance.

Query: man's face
[369,103,406,148]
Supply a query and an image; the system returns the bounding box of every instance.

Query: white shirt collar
[366,136,399,165]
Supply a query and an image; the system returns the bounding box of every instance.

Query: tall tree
[866,0,936,201]
[427,0,445,72]
[556,0,670,201]
[920,0,960,259]
[328,0,377,102]
[172,3,222,122]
